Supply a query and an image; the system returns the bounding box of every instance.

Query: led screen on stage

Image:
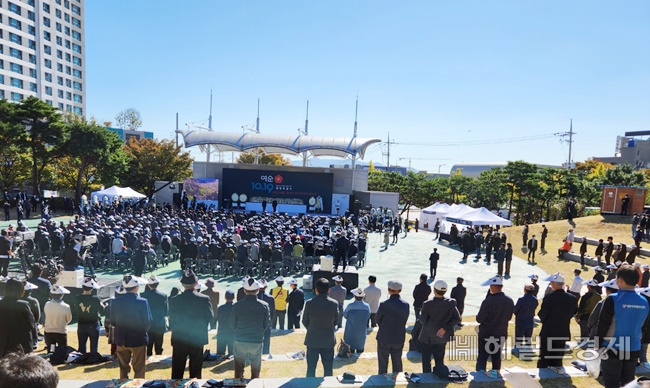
[183,178,219,203]
[222,168,333,213]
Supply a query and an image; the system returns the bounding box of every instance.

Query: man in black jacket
[475,276,514,378]
[303,277,339,377]
[216,290,235,357]
[75,278,105,355]
[450,277,466,326]
[418,279,460,374]
[169,270,213,379]
[257,279,275,355]
[429,248,439,280]
[376,280,410,375]
[141,275,168,357]
[537,273,577,373]
[287,278,305,330]
[412,274,431,321]
[231,278,269,379]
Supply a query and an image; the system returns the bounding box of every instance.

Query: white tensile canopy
[440,204,476,233]
[421,202,452,230]
[446,207,512,227]
[91,186,146,200]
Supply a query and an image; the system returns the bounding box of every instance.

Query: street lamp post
[438,164,447,175]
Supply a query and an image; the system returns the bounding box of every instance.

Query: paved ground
[2,215,551,319]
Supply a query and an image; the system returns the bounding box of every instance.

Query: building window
[43,31,51,41]
[55,9,61,18]
[65,66,71,75]
[0,75,4,84]
[0,45,3,55]
[44,45,51,55]
[64,0,70,8]
[56,0,62,4]
[11,78,23,88]
[73,69,81,78]
[9,17,22,30]
[43,17,51,27]
[11,92,23,102]
[64,26,70,36]
[28,40,36,49]
[9,48,22,60]
[57,90,63,98]
[71,4,80,15]
[72,17,81,28]
[9,32,21,44]
[56,50,63,59]
[65,79,71,87]
[45,73,52,82]
[29,82,37,92]
[64,13,70,22]
[56,36,62,45]
[72,31,81,41]
[73,94,82,103]
[45,59,52,69]
[28,54,36,64]
[10,63,23,74]
[58,102,63,109]
[74,107,82,115]
[72,43,81,54]
[45,86,52,95]
[28,11,35,21]
[56,23,62,32]
[8,2,22,15]
[29,68,36,78]
[43,3,50,13]
[56,63,62,71]
[28,25,35,35]
[45,100,52,106]
[28,0,35,6]
[57,76,63,85]
[66,91,72,100]
[73,81,82,91]
[65,53,70,62]
[0,60,3,69]
[66,104,72,112]
[0,91,4,99]
[64,40,70,49]
[73,56,81,66]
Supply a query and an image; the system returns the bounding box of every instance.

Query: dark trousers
[77,323,100,354]
[414,307,422,321]
[430,264,437,279]
[147,330,164,356]
[528,250,536,261]
[287,311,300,329]
[578,319,590,343]
[505,260,512,275]
[0,258,8,277]
[44,332,67,353]
[263,327,271,354]
[514,325,533,348]
[476,336,504,371]
[541,237,546,251]
[171,343,204,379]
[377,342,403,374]
[497,260,504,276]
[601,349,639,388]
[134,265,144,277]
[368,313,377,328]
[306,347,334,377]
[217,335,234,355]
[537,336,567,368]
[337,305,343,329]
[420,342,446,373]
[273,310,286,330]
[234,340,263,379]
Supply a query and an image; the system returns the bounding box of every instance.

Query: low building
[593,132,650,168]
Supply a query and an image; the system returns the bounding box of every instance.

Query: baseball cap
[82,278,102,289]
[258,278,268,288]
[599,279,618,290]
[352,288,365,297]
[275,275,285,283]
[528,274,539,280]
[243,278,260,291]
[288,278,298,285]
[544,273,565,283]
[642,265,649,270]
[387,280,403,290]
[147,275,160,285]
[433,279,448,292]
[224,290,235,299]
[50,285,70,295]
[115,285,127,295]
[122,275,147,288]
[481,276,503,286]
[593,266,603,272]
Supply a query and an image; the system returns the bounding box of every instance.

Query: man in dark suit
[605,236,614,266]
[257,279,275,355]
[429,248,439,279]
[140,275,168,357]
[26,264,51,324]
[527,235,538,263]
[537,273,577,372]
[216,290,235,357]
[287,278,305,330]
[376,280,410,375]
[169,270,213,380]
[0,279,35,357]
[302,277,339,377]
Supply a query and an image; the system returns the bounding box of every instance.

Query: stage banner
[183,178,219,207]
[222,168,333,213]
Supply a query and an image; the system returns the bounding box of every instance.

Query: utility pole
[175,113,179,147]
[554,120,576,169]
[353,95,358,138]
[256,98,260,133]
[304,100,309,136]
[568,119,573,169]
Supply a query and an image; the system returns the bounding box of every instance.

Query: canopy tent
[421,202,452,231]
[91,186,146,202]
[446,207,512,227]
[440,204,476,233]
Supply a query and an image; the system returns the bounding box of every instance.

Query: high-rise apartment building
[0,0,85,115]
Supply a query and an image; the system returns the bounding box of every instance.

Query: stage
[312,264,359,290]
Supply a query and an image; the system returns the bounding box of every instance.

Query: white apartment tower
[0,0,85,115]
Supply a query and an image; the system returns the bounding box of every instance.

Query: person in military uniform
[287,278,304,330]
[75,278,105,355]
[270,276,288,330]
[141,275,168,357]
[329,275,346,330]
[169,269,213,380]
[231,278,270,379]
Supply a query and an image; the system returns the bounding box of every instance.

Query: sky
[85,1,650,174]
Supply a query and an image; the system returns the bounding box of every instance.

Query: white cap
[50,285,70,295]
[24,281,38,291]
[582,279,599,287]
[528,274,539,280]
[599,279,619,290]
[634,262,641,268]
[82,278,102,289]
[147,275,160,285]
[433,279,448,292]
[594,266,603,272]
[642,265,649,270]
[544,273,565,283]
[197,237,203,243]
[639,287,650,297]
[481,276,503,286]
[122,275,147,288]
[243,278,261,291]
[351,288,365,297]
[288,278,298,285]
[332,275,343,282]
[606,264,617,269]
[258,278,268,288]
[275,275,285,283]
[114,285,127,295]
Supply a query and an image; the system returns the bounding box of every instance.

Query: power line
[394,133,557,147]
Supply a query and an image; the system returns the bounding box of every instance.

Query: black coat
[450,284,467,312]
[412,282,432,308]
[538,289,577,338]
[216,302,234,338]
[0,298,35,357]
[477,292,514,338]
[169,290,213,347]
[287,287,305,314]
[302,294,339,348]
[141,288,169,333]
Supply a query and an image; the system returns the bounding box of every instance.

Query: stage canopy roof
[177,130,381,159]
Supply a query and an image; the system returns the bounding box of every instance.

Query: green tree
[447,170,474,203]
[236,149,292,165]
[470,168,508,210]
[120,138,193,197]
[114,108,142,131]
[602,164,646,187]
[503,161,540,224]
[0,100,31,191]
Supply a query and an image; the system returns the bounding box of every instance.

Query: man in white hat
[575,279,601,348]
[140,275,168,357]
[343,288,371,353]
[43,285,72,355]
[287,278,304,331]
[330,275,346,330]
[270,276,288,330]
[537,273,577,373]
[110,275,152,380]
[513,284,538,353]
[593,266,605,295]
[231,277,270,379]
[418,279,460,374]
[527,274,540,297]
[376,280,410,375]
[475,276,514,378]
[74,278,104,355]
[19,280,40,349]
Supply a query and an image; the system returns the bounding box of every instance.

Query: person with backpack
[75,278,104,355]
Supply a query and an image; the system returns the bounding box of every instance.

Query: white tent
[421,202,452,230]
[446,207,512,227]
[91,186,146,201]
[440,204,476,233]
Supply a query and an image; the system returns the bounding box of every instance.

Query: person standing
[232,278,270,379]
[343,288,371,353]
[575,279,600,348]
[540,224,548,252]
[475,276,514,378]
[43,285,72,354]
[0,278,35,357]
[642,264,650,288]
[527,235,538,263]
[111,275,152,380]
[418,279,460,374]
[216,290,235,357]
[169,270,213,380]
[201,278,220,330]
[270,276,288,330]
[20,281,40,349]
[363,275,381,329]
[412,274,431,321]
[537,273,577,373]
[605,236,614,266]
[433,218,440,240]
[329,275,346,329]
[303,277,339,377]
[26,264,51,324]
[75,278,104,355]
[513,284,538,353]
[450,277,466,326]
[521,224,529,247]
[595,239,604,265]
[0,229,14,277]
[597,264,650,388]
[287,278,305,330]
[414,218,419,233]
[141,275,168,357]
[429,248,440,279]
[567,269,583,301]
[376,280,410,375]
[257,279,275,355]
